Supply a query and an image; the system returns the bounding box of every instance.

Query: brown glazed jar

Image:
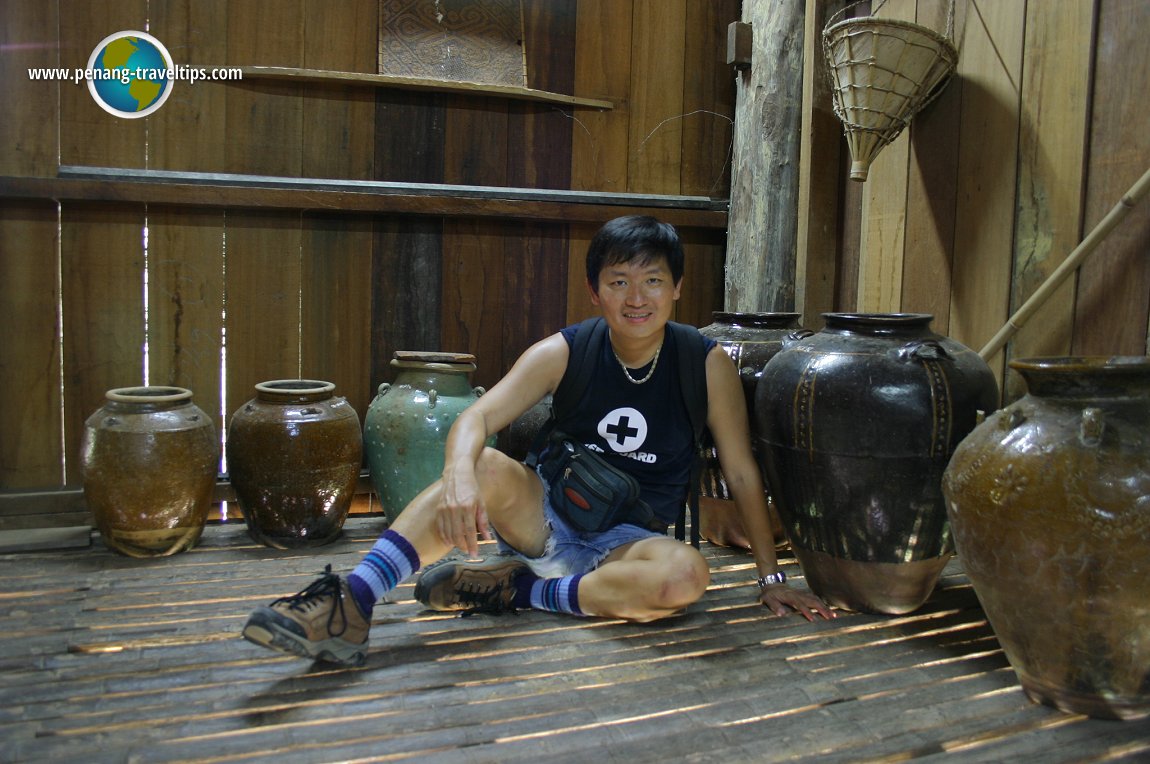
[698,312,803,548]
[943,356,1150,720]
[226,380,362,549]
[756,313,999,614]
[81,386,218,557]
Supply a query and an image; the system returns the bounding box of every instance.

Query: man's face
[589,256,681,341]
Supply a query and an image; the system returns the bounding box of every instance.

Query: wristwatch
[757,571,787,588]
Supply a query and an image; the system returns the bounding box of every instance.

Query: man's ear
[586,279,601,306]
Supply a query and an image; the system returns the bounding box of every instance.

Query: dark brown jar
[943,356,1150,720]
[226,380,362,549]
[698,312,803,548]
[756,313,999,614]
[81,386,218,557]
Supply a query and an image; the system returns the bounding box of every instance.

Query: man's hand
[758,584,837,622]
[437,467,491,558]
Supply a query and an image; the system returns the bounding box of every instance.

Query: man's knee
[648,544,710,611]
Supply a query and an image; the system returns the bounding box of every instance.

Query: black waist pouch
[537,434,654,533]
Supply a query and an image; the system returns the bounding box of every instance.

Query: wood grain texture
[0,2,58,176]
[501,1,576,371]
[222,210,303,417]
[224,0,304,177]
[947,0,1026,389]
[0,521,1142,761]
[796,0,848,329]
[441,92,510,386]
[856,0,915,313]
[1072,0,1150,357]
[58,0,147,169]
[680,0,739,198]
[300,214,374,420]
[60,203,146,484]
[900,0,964,334]
[301,0,377,180]
[149,0,229,172]
[0,202,62,488]
[371,217,444,393]
[1003,0,1094,401]
[440,219,507,389]
[146,207,226,445]
[570,0,633,194]
[628,0,687,194]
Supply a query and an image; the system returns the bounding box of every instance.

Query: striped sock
[347,530,420,616]
[526,574,585,616]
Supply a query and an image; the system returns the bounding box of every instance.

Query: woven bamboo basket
[823,4,958,181]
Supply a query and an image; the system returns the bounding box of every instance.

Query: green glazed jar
[364,352,491,523]
[227,380,362,549]
[81,386,218,557]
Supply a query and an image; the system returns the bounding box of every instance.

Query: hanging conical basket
[823,10,958,181]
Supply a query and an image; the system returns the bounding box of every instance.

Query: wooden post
[725,0,806,312]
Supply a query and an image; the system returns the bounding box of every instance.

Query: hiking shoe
[242,565,370,666]
[414,556,528,614]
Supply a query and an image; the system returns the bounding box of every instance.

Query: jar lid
[393,351,477,364]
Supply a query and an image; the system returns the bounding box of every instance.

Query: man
[242,215,834,667]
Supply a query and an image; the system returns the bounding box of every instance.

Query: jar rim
[254,379,336,396]
[106,386,193,404]
[1010,356,1150,374]
[822,312,933,325]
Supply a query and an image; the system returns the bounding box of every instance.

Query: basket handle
[827,0,955,40]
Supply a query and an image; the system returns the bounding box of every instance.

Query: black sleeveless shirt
[554,323,716,525]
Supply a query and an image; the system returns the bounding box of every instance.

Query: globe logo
[86,31,173,118]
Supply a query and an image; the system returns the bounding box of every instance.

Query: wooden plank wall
[799,0,1150,397]
[0,0,736,526]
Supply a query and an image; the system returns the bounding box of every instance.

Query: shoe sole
[242,607,366,667]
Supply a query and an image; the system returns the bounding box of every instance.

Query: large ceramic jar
[496,394,553,463]
[698,312,803,548]
[755,313,998,614]
[943,356,1150,720]
[81,386,218,557]
[227,380,361,549]
[364,352,490,523]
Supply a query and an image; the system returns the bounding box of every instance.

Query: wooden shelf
[221,66,615,109]
[0,168,728,229]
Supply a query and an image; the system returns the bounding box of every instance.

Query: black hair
[585,215,684,294]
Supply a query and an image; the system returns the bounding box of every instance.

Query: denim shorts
[493,467,665,579]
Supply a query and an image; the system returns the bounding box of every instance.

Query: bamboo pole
[979,165,1150,361]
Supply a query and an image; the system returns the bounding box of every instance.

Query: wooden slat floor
[1,517,1147,764]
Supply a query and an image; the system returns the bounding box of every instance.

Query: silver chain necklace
[613,341,663,385]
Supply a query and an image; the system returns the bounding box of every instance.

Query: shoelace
[271,564,350,636]
[454,580,517,618]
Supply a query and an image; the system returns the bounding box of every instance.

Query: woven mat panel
[379,0,527,86]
